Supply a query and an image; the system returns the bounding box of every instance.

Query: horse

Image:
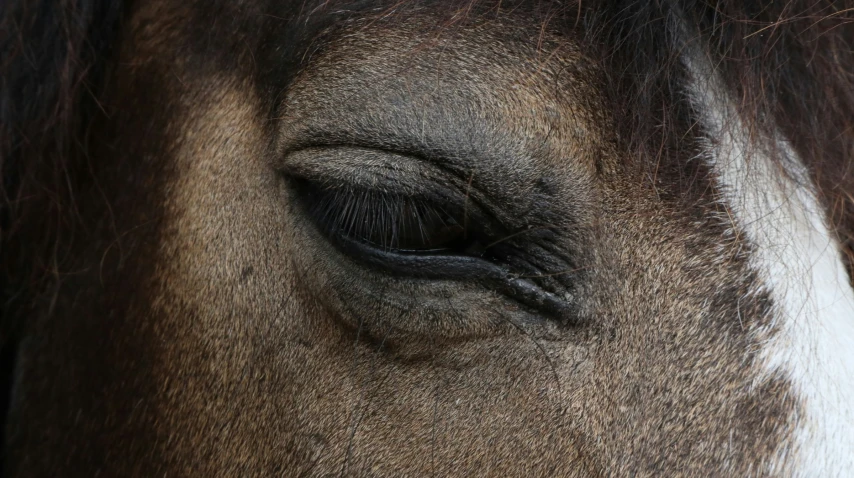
[2,0,853,475]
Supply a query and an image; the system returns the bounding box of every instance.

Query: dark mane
[0,0,125,460]
[1,0,125,307]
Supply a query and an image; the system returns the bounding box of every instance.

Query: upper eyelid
[280,146,502,227]
[280,146,473,195]
[281,145,557,248]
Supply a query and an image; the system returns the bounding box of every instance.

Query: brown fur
[6,0,852,475]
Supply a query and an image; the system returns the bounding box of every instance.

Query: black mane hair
[1,0,125,315]
[0,0,125,462]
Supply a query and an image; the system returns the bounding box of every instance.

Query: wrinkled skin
[6,1,794,476]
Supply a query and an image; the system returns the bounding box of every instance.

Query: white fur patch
[685,50,854,476]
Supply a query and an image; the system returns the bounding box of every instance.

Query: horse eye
[294,178,480,255]
[290,175,573,320]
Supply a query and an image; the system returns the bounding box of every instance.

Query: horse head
[2,1,853,475]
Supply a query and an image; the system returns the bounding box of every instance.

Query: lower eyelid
[333,234,575,322]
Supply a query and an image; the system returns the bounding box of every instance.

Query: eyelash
[296,178,485,254]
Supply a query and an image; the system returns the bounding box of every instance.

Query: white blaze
[685,49,854,476]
